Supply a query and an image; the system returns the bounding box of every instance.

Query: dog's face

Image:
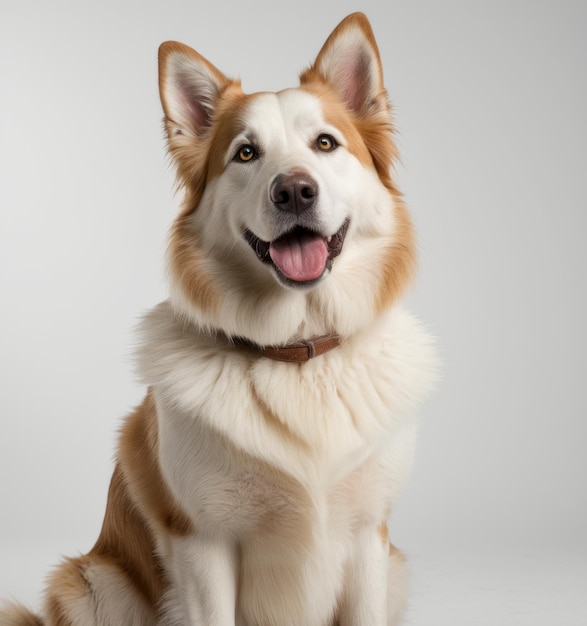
[159,14,415,345]
[208,88,362,289]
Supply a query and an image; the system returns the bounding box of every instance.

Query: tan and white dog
[1,12,436,626]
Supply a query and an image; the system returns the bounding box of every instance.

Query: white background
[1,1,585,624]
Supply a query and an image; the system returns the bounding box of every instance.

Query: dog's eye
[316,134,337,152]
[236,144,257,162]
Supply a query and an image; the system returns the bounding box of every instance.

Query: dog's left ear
[158,41,236,139]
[301,12,387,118]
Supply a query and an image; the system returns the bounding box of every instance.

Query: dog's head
[158,13,415,345]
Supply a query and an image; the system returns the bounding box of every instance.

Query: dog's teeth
[327,236,332,243]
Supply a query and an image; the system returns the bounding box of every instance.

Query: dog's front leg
[338,523,407,626]
[166,532,239,625]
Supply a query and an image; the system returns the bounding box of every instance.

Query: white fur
[158,534,239,626]
[136,302,435,625]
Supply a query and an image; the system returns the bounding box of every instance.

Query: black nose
[270,171,318,215]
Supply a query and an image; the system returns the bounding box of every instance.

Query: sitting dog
[0,12,436,626]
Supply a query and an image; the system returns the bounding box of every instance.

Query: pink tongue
[269,231,328,282]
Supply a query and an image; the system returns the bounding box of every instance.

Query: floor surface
[403,542,586,626]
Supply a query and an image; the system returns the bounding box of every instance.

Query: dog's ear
[158,42,234,139]
[301,13,387,118]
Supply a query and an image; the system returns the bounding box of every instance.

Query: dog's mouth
[244,219,350,287]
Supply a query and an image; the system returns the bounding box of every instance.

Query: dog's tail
[0,603,44,626]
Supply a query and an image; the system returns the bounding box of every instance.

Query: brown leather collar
[236,333,341,363]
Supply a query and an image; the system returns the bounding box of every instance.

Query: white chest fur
[137,301,436,624]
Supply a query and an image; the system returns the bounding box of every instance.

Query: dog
[0,12,436,626]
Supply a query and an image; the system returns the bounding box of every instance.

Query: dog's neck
[234,334,341,363]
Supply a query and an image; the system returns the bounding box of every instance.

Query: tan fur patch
[206,91,265,182]
[377,521,389,547]
[299,82,373,168]
[168,219,221,315]
[388,542,406,561]
[45,557,91,626]
[0,603,44,626]
[118,392,194,537]
[376,196,416,312]
[88,467,166,607]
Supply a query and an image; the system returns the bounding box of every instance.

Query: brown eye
[236,144,257,162]
[317,134,337,152]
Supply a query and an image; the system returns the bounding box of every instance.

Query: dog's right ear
[158,42,234,140]
[301,13,387,120]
